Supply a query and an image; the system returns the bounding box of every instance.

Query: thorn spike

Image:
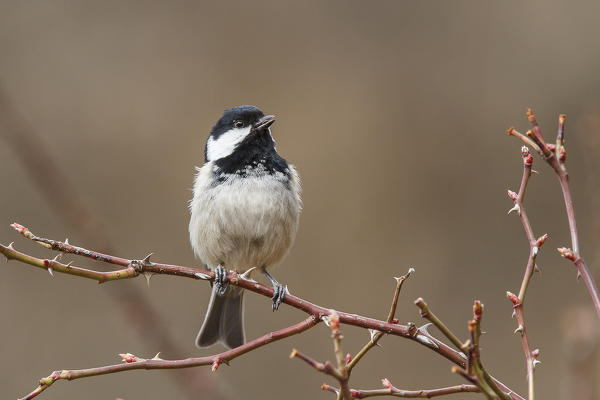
[142,252,154,264]
[514,325,524,335]
[240,267,258,281]
[143,272,154,287]
[507,204,521,215]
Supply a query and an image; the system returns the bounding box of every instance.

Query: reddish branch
[0,225,524,400]
[415,299,511,400]
[321,382,479,398]
[292,278,481,400]
[291,311,353,400]
[346,268,414,373]
[507,110,600,318]
[19,316,318,400]
[506,147,546,400]
[291,271,413,400]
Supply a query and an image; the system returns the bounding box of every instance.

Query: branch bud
[506,291,521,306]
[329,310,340,331]
[468,319,476,333]
[407,322,417,336]
[473,300,483,321]
[526,108,536,124]
[557,247,577,262]
[535,234,548,248]
[507,190,518,201]
[345,353,352,365]
[11,223,33,239]
[521,146,533,165]
[119,353,143,363]
[531,348,540,359]
[558,146,566,162]
[381,378,393,389]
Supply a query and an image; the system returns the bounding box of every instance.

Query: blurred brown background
[1,1,599,399]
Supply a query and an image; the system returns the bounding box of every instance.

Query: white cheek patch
[206,127,251,161]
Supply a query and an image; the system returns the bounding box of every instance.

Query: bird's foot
[213,265,228,295]
[262,268,287,311]
[271,283,287,311]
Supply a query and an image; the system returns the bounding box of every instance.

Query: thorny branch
[506,147,545,400]
[415,299,511,400]
[19,316,318,400]
[507,110,600,318]
[346,268,414,373]
[5,108,592,400]
[321,381,479,399]
[291,311,353,400]
[1,225,523,400]
[292,272,482,400]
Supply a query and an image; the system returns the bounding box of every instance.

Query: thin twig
[468,302,511,400]
[415,299,511,400]
[414,298,465,352]
[18,316,317,400]
[321,381,480,398]
[506,147,546,400]
[291,311,352,400]
[346,268,414,372]
[1,226,525,400]
[509,110,600,318]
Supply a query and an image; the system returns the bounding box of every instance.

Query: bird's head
[205,105,276,162]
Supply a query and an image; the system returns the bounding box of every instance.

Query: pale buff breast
[189,161,301,272]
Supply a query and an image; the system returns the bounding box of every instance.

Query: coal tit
[189,105,301,349]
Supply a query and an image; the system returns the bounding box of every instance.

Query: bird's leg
[213,264,228,295]
[262,268,286,311]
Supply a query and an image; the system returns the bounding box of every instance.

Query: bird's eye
[234,120,244,128]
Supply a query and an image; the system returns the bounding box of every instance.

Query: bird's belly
[189,174,300,271]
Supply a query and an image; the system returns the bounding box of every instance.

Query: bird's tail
[196,285,246,349]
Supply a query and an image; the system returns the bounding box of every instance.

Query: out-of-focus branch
[560,306,600,400]
[0,85,110,248]
[506,147,546,400]
[0,85,223,399]
[507,110,600,318]
[19,316,318,400]
[1,225,525,400]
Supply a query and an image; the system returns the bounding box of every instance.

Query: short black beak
[253,115,275,131]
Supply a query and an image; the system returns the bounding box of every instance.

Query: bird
[189,105,302,349]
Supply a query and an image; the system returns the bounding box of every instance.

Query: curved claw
[213,265,228,295]
[271,284,287,311]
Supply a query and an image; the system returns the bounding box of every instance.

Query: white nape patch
[267,128,275,147]
[206,126,251,161]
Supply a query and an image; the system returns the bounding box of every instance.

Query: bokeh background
[1,1,599,399]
